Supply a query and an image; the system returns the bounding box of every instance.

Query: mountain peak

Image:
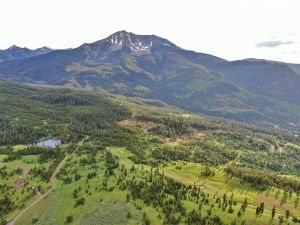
[103,30,177,52]
[35,46,53,53]
[110,30,132,37]
[6,45,27,51]
[77,31,179,60]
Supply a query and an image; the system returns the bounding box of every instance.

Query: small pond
[30,139,61,148]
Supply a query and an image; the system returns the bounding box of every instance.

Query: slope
[1,31,300,129]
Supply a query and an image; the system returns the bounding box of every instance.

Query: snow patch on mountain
[105,30,176,52]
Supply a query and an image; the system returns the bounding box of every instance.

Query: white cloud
[255,40,294,48]
[0,0,299,63]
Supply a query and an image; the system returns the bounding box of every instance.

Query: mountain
[0,45,53,63]
[0,31,300,130]
[211,59,300,105]
[244,58,300,74]
[288,63,300,74]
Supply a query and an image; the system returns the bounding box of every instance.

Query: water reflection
[31,139,61,148]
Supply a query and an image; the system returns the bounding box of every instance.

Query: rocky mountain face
[0,31,300,129]
[76,30,177,60]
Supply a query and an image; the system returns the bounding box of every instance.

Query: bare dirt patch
[255,192,293,214]
[13,176,25,188]
[165,131,205,146]
[269,143,286,153]
[119,119,155,132]
[13,167,29,189]
[120,119,206,144]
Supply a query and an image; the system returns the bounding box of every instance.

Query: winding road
[7,140,286,224]
[8,142,82,225]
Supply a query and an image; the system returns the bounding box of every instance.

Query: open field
[12,149,162,225]
[110,146,300,222]
[2,143,299,225]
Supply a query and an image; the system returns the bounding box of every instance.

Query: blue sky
[1,0,299,63]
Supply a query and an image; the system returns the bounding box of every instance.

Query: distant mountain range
[1,30,300,130]
[0,45,52,63]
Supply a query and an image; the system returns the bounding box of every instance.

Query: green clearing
[13,145,27,151]
[1,157,51,222]
[2,144,299,225]
[14,149,163,225]
[110,147,300,222]
[21,155,40,164]
[0,154,6,162]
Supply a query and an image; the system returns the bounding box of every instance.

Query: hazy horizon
[1,0,300,63]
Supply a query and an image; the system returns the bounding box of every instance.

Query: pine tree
[256,206,260,216]
[271,206,276,219]
[285,209,290,219]
[259,202,264,214]
[241,198,248,212]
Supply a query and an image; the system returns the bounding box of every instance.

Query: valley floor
[1,143,299,225]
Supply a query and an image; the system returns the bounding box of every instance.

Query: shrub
[66,215,73,223]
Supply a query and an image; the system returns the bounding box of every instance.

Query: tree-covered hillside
[1,80,300,224]
[1,31,300,130]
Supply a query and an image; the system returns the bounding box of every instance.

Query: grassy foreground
[1,144,297,225]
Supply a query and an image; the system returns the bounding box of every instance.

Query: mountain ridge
[1,31,300,130]
[0,45,53,63]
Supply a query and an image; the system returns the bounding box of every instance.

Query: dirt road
[8,143,81,225]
